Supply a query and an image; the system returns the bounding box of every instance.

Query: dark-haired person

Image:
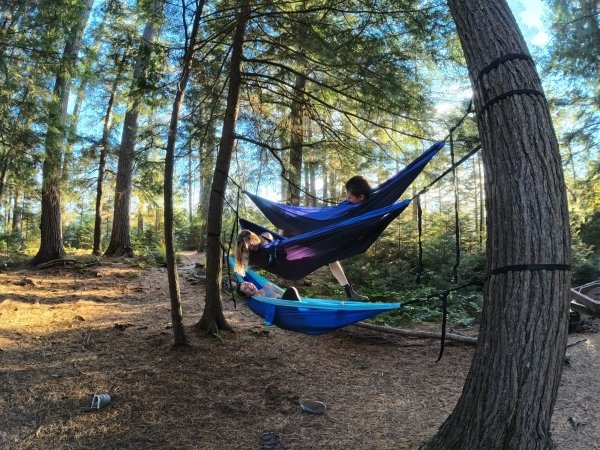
[234,175,372,301]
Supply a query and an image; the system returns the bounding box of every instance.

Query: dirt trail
[0,253,598,449]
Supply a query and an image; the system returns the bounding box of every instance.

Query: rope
[401,280,483,360]
[436,292,449,362]
[449,131,461,283]
[412,145,482,200]
[443,100,473,142]
[223,189,241,309]
[415,194,423,285]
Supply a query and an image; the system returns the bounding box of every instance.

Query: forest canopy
[0,0,597,289]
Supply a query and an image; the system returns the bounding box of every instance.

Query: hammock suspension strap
[490,264,571,275]
[449,130,461,283]
[415,194,424,285]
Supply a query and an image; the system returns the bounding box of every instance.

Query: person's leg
[329,261,348,285]
[328,261,369,301]
[281,287,301,301]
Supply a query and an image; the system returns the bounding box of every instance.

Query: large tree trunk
[31,0,94,265]
[104,0,163,257]
[163,0,205,347]
[425,1,571,449]
[197,4,250,334]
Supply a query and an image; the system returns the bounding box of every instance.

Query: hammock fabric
[245,141,444,236]
[230,257,401,335]
[239,200,410,280]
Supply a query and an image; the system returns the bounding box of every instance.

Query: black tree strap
[402,281,482,362]
[413,145,482,199]
[415,194,424,285]
[444,100,474,141]
[490,263,571,275]
[449,131,461,283]
[207,232,220,239]
[224,189,242,309]
[215,167,244,192]
[478,89,545,118]
[436,291,449,363]
[475,53,534,84]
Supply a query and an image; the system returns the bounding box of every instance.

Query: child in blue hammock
[236,280,301,301]
[234,175,372,301]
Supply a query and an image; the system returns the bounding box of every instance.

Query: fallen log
[34,258,78,269]
[354,322,478,345]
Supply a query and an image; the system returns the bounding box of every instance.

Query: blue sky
[434,1,552,116]
[508,0,551,48]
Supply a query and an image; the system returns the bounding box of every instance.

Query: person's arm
[259,284,284,298]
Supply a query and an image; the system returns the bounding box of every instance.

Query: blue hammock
[240,200,411,280]
[246,141,444,236]
[230,257,401,335]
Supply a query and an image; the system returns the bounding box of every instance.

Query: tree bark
[104,0,163,257]
[31,0,94,266]
[288,71,306,206]
[93,52,126,255]
[163,0,205,347]
[425,1,571,449]
[197,3,250,334]
[11,188,22,237]
[63,8,109,184]
[196,139,214,252]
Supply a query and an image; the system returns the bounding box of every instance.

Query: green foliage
[545,0,599,170]
[131,228,168,267]
[580,210,600,253]
[367,285,483,328]
[63,215,95,250]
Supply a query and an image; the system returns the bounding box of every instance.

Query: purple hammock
[245,141,444,236]
[240,200,411,280]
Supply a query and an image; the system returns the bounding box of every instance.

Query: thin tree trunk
[137,206,144,236]
[0,154,9,202]
[322,151,329,202]
[163,0,205,347]
[309,162,316,206]
[288,71,306,206]
[188,148,193,227]
[63,10,109,184]
[329,167,337,201]
[93,53,125,255]
[303,162,309,205]
[476,153,484,249]
[197,145,212,252]
[198,3,250,334]
[62,82,85,186]
[425,1,571,449]
[31,0,94,266]
[12,188,21,236]
[104,0,163,257]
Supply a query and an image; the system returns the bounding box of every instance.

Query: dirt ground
[1,252,598,450]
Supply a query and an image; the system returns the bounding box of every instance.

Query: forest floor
[1,251,599,450]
